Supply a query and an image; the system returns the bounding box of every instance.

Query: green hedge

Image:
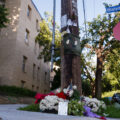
[0,85,36,97]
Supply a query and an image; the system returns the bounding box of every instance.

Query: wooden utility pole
[61,0,82,94]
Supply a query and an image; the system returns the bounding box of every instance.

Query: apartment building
[0,0,50,93]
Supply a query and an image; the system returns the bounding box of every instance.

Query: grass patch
[18,104,58,114]
[106,105,120,118]
[18,104,120,118]
[100,97,111,105]
[102,90,120,98]
[0,85,36,97]
[100,105,120,118]
[18,104,40,112]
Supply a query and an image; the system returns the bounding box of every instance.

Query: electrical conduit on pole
[51,0,56,72]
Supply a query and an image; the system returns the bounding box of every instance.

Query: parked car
[112,93,120,104]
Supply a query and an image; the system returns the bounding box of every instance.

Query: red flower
[35,93,45,100]
[47,92,55,96]
[35,92,55,104]
[56,92,67,99]
[100,117,106,120]
[35,93,45,104]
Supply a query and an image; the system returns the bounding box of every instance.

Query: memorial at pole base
[32,85,106,120]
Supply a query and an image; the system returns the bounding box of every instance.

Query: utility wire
[82,0,87,38]
[93,0,95,18]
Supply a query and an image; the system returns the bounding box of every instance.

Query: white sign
[58,102,68,115]
[61,14,67,28]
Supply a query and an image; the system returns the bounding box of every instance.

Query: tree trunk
[91,83,95,98]
[61,0,82,94]
[84,62,95,97]
[95,55,103,99]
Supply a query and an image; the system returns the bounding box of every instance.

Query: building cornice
[31,0,43,19]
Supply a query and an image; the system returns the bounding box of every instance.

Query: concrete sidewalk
[0,104,119,120]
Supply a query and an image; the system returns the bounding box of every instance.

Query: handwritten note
[58,102,68,115]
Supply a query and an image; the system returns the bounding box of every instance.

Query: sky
[33,0,120,27]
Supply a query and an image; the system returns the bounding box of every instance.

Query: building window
[45,72,47,83]
[36,86,39,91]
[33,64,36,80]
[36,19,40,32]
[25,29,29,44]
[21,80,26,88]
[44,89,47,93]
[32,85,34,91]
[36,19,38,30]
[27,5,31,18]
[22,56,27,73]
[37,67,40,81]
[34,43,37,54]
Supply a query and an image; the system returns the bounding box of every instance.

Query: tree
[51,68,61,90]
[81,53,96,97]
[83,13,120,99]
[35,13,62,91]
[0,5,9,28]
[35,12,61,63]
[102,48,120,92]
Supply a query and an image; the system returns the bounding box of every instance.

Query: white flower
[63,88,67,94]
[103,113,109,117]
[69,90,74,97]
[100,101,106,109]
[55,88,61,93]
[78,101,81,104]
[83,96,106,112]
[73,85,77,90]
[39,95,66,111]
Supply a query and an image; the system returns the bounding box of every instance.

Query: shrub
[0,85,36,97]
[82,80,91,96]
[70,90,80,100]
[68,100,84,116]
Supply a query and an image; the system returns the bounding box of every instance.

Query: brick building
[0,0,50,93]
